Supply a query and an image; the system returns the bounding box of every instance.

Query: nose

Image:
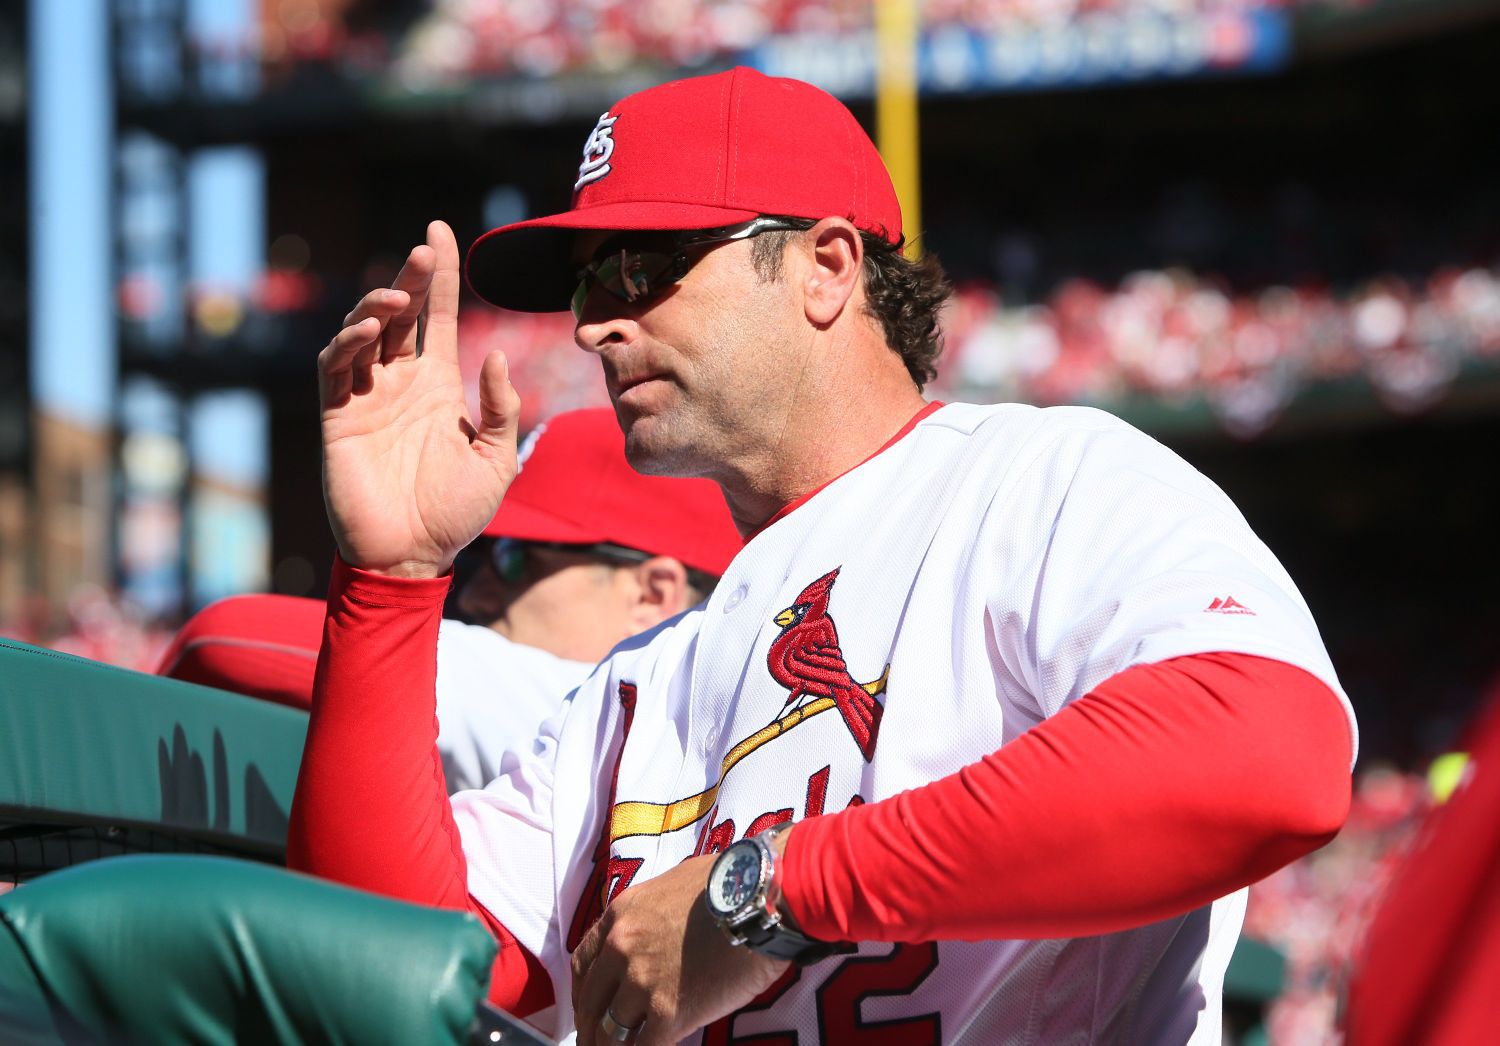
[573,301,640,355]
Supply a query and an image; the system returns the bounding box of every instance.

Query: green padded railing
[0,638,307,875]
[0,855,499,1044]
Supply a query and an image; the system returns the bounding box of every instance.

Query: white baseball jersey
[435,619,594,793]
[450,402,1358,1044]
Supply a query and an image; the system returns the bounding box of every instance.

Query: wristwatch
[704,821,855,965]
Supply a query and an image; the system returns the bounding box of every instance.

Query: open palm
[318,220,521,578]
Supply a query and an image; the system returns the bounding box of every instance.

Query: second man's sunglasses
[490,537,653,584]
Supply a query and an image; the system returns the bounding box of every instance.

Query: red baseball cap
[156,594,323,710]
[466,66,901,313]
[482,407,742,576]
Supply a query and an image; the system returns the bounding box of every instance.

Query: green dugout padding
[0,639,306,874]
[0,855,498,1044]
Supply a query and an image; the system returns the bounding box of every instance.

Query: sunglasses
[571,216,805,320]
[489,538,654,584]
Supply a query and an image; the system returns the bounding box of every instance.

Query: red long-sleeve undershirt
[287,558,1352,1015]
[285,558,553,1016]
[780,650,1353,942]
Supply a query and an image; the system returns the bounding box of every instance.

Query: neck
[718,379,929,537]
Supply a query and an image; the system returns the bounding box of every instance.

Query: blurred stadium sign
[750,11,1291,98]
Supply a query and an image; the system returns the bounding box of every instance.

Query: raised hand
[318,220,521,578]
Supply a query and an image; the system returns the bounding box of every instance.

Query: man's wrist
[766,821,805,935]
[366,559,453,580]
[331,554,454,606]
[334,550,453,580]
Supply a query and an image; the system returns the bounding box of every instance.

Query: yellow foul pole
[875,0,922,259]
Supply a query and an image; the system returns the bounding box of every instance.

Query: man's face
[571,227,809,483]
[458,541,638,664]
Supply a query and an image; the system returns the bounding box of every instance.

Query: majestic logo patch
[768,567,888,761]
[1205,596,1255,615]
[575,112,618,191]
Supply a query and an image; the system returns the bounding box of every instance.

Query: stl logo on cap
[575,112,618,191]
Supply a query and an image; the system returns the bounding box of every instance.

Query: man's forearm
[781,652,1353,942]
[286,556,466,906]
[284,557,553,1015]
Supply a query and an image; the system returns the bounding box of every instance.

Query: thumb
[475,349,522,461]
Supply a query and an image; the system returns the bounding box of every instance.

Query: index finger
[341,287,411,330]
[377,242,439,362]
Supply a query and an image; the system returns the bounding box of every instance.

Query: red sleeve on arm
[781,651,1353,943]
[286,556,553,1016]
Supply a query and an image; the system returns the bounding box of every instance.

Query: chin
[621,413,710,479]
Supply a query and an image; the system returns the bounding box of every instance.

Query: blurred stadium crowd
[0,585,172,675]
[242,0,1375,83]
[1245,766,1428,1042]
[941,263,1500,431]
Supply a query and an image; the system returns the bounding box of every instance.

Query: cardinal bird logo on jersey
[767,567,889,761]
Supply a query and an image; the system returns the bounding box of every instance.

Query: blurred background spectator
[1245,765,1429,1044]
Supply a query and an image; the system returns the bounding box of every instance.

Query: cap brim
[465,200,761,312]
[482,495,609,544]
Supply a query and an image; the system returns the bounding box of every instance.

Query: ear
[625,556,692,631]
[801,218,864,327]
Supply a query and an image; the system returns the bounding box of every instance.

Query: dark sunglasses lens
[597,248,675,303]
[572,246,678,319]
[491,540,526,583]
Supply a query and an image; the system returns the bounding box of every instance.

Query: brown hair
[750,217,951,389]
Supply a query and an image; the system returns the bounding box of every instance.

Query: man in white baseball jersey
[290,67,1356,1044]
[159,407,740,793]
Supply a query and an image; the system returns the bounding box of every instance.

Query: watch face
[708,842,763,915]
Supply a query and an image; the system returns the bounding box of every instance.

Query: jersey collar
[743,401,945,544]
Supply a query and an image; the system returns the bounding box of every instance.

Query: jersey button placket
[723,583,748,612]
[704,581,749,755]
